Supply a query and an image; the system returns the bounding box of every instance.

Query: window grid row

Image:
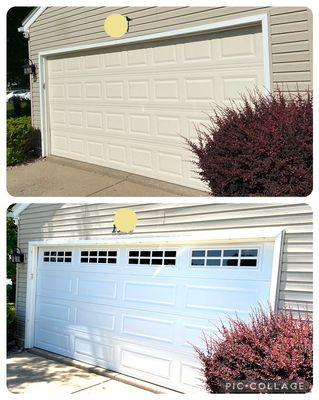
[191,249,258,267]
[43,251,72,263]
[128,250,177,266]
[80,250,117,264]
[43,248,258,268]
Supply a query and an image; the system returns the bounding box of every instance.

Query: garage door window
[191,248,258,267]
[80,250,117,264]
[43,250,72,263]
[128,250,177,266]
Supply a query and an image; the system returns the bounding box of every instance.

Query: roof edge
[18,7,47,37]
[12,204,30,219]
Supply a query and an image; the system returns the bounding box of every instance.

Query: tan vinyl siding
[27,6,312,129]
[15,203,313,342]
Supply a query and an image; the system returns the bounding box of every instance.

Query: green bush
[7,116,38,166]
[7,98,31,118]
[7,304,17,347]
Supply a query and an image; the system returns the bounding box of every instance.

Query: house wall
[27,6,313,129]
[15,203,313,344]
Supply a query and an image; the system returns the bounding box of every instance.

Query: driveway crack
[70,378,112,394]
[87,176,131,196]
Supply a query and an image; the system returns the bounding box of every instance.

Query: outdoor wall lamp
[22,59,36,76]
[10,247,25,264]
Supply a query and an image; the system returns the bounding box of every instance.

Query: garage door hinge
[43,83,45,90]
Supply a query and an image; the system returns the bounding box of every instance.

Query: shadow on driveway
[7,351,148,395]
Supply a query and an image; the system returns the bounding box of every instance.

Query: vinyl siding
[15,203,313,343]
[26,6,312,128]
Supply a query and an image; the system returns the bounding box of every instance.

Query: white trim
[261,13,272,92]
[18,7,47,37]
[12,204,30,219]
[24,242,38,348]
[269,230,285,310]
[38,13,271,158]
[24,227,283,348]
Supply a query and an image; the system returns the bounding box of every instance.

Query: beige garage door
[47,25,264,190]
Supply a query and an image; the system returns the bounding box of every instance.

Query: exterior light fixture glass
[23,59,36,76]
[10,247,25,264]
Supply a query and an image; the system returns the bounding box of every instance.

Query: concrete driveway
[7,351,153,396]
[7,156,209,197]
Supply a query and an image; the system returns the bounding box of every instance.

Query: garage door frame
[24,227,284,350]
[37,13,271,161]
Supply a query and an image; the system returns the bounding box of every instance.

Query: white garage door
[47,25,264,190]
[34,241,274,392]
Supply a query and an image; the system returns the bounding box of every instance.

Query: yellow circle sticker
[114,208,138,233]
[104,14,128,38]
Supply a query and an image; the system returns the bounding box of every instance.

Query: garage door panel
[184,281,269,314]
[119,345,172,380]
[35,241,273,391]
[47,25,264,189]
[37,300,71,323]
[74,335,114,367]
[36,327,71,355]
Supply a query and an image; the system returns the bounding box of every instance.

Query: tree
[7,7,34,88]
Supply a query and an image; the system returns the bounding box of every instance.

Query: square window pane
[164,259,175,265]
[240,259,257,267]
[165,251,176,257]
[65,251,72,257]
[98,258,107,263]
[192,250,205,257]
[191,258,205,266]
[58,251,64,256]
[108,258,117,264]
[57,257,64,262]
[141,251,151,257]
[44,251,49,256]
[224,250,239,257]
[89,258,97,263]
[241,249,258,257]
[108,251,117,257]
[50,257,56,262]
[129,258,138,264]
[140,258,150,265]
[81,251,88,256]
[207,250,222,257]
[81,257,88,263]
[51,251,57,256]
[151,258,162,265]
[206,259,221,266]
[90,251,97,257]
[223,259,238,266]
[152,251,163,257]
[44,257,49,262]
[129,251,139,257]
[65,258,72,263]
[99,251,107,257]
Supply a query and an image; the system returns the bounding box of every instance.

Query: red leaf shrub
[187,90,313,196]
[195,307,313,393]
